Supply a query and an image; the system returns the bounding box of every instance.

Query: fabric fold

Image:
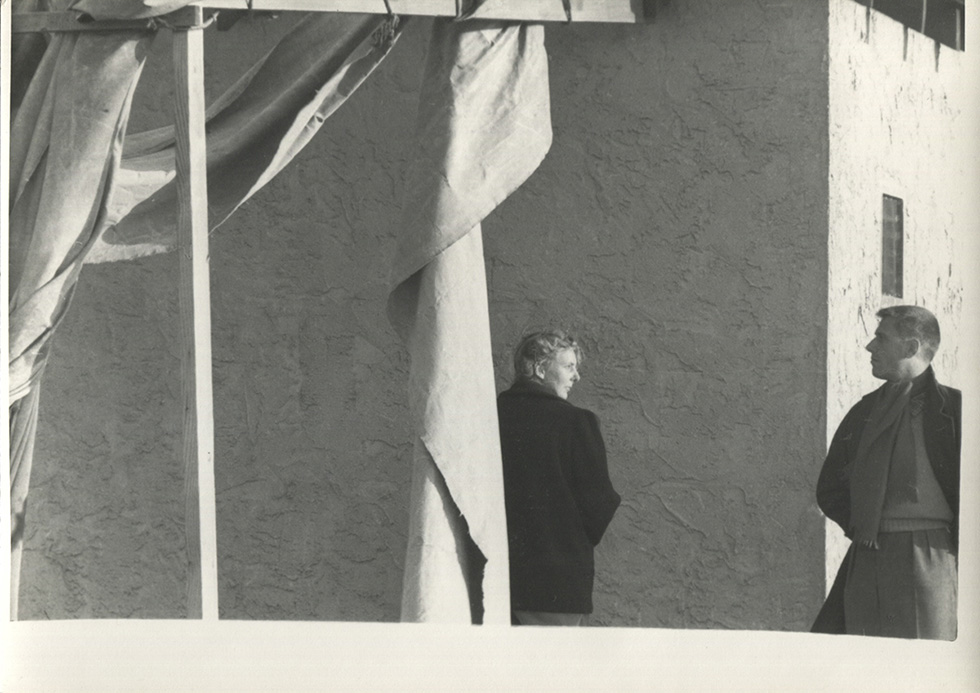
[387,18,552,624]
[9,28,152,401]
[7,26,153,618]
[69,0,194,21]
[89,13,407,263]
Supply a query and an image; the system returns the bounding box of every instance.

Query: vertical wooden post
[173,7,219,620]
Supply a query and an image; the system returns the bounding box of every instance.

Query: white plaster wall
[827,0,972,586]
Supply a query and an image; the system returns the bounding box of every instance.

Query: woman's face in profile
[537,348,580,400]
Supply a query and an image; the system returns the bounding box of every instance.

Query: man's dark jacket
[498,380,621,614]
[811,366,961,633]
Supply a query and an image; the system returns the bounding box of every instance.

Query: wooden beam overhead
[12,0,650,34]
[10,13,158,33]
[197,0,652,23]
[11,6,207,33]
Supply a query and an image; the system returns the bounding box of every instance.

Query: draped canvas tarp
[7,18,155,618]
[388,19,551,623]
[8,8,404,617]
[90,13,406,262]
[10,7,404,392]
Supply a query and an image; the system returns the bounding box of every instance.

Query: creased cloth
[7,17,153,618]
[8,388,43,620]
[92,13,406,262]
[849,380,915,546]
[388,18,552,623]
[8,13,151,401]
[10,12,405,397]
[69,0,194,20]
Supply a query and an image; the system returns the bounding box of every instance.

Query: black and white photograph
[3,0,979,690]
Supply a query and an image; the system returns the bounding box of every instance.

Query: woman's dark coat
[497,380,621,614]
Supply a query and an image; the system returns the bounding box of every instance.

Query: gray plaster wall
[19,0,829,629]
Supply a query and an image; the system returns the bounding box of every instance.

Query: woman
[497,331,621,626]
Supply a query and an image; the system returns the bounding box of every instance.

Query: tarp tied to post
[9,2,552,623]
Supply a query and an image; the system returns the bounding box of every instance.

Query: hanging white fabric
[388,18,552,623]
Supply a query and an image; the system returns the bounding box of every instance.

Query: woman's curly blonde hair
[512,330,583,383]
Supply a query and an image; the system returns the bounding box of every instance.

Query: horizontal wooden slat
[197,0,651,22]
[11,12,156,33]
[11,6,206,33]
[12,0,650,32]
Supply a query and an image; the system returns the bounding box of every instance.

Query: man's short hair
[513,331,583,382]
[877,305,941,361]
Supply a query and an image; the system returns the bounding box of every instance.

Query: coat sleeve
[936,385,961,550]
[564,410,621,546]
[816,403,863,536]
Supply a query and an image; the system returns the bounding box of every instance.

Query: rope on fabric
[561,0,573,23]
[373,0,400,47]
[453,0,483,21]
[149,13,216,32]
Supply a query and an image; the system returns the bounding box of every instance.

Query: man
[813,305,961,639]
[497,331,621,626]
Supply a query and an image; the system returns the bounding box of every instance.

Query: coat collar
[865,366,953,420]
[502,379,564,401]
[867,365,937,397]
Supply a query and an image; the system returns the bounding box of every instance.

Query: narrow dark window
[882,194,904,297]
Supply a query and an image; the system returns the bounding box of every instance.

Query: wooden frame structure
[199,0,652,22]
[9,0,651,621]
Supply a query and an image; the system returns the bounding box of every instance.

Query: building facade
[17,0,973,631]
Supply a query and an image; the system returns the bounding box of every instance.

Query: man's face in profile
[866,317,910,381]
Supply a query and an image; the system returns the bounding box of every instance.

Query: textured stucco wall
[488,1,830,629]
[826,1,969,582]
[20,1,829,630]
